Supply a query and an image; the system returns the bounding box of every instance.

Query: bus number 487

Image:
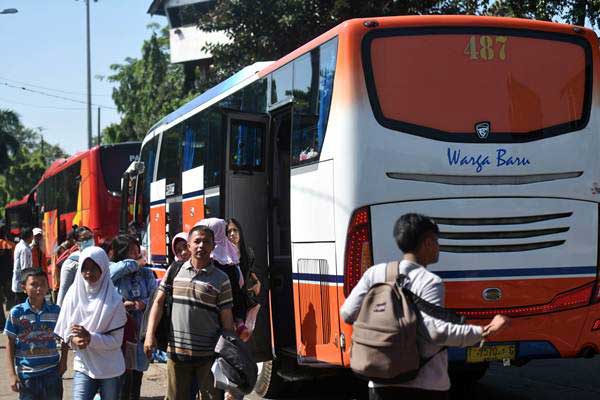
[464,35,508,61]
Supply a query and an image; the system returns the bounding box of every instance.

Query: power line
[0,76,112,97]
[0,96,86,110]
[0,81,118,110]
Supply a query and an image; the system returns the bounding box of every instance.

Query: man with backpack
[340,213,509,400]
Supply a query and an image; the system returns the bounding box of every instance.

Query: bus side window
[291,38,338,166]
[140,136,159,225]
[229,120,265,171]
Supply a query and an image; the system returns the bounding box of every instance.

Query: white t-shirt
[340,260,483,391]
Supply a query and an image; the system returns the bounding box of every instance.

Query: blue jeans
[72,371,120,400]
[19,369,62,400]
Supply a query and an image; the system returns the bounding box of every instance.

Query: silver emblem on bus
[482,287,502,301]
[475,121,490,139]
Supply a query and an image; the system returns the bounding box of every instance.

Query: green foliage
[197,0,600,84]
[103,27,195,143]
[103,0,600,145]
[486,0,600,27]
[0,109,66,217]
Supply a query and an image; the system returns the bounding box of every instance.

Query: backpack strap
[385,261,399,283]
[402,287,466,325]
[164,261,184,295]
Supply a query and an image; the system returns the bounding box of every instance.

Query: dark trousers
[120,370,143,400]
[369,386,449,400]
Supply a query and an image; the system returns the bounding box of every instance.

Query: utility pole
[85,0,92,149]
[97,107,101,146]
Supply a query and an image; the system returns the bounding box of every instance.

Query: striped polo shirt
[159,260,233,361]
[4,299,61,378]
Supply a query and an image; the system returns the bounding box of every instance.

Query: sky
[0,1,164,155]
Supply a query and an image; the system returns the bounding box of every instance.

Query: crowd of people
[1,217,262,400]
[1,212,511,400]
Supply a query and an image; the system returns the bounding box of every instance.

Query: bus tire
[449,362,489,385]
[253,360,287,398]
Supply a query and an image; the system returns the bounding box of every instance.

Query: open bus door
[119,160,145,235]
[224,112,273,361]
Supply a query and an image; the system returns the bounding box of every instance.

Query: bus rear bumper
[450,301,600,363]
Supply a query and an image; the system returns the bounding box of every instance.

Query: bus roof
[5,193,30,209]
[141,15,596,146]
[33,142,140,192]
[143,61,273,145]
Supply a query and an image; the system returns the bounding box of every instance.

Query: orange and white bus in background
[130,15,600,396]
[6,142,140,288]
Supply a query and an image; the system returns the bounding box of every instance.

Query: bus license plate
[466,344,516,363]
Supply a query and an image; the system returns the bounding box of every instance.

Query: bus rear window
[100,143,141,193]
[363,28,592,142]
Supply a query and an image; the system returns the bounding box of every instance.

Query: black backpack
[141,261,184,351]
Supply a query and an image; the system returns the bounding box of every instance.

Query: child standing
[4,268,68,400]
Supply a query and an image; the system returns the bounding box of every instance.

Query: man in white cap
[31,228,46,273]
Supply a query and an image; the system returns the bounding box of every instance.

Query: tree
[0,110,21,174]
[0,111,66,217]
[103,26,194,143]
[486,0,600,26]
[197,0,600,84]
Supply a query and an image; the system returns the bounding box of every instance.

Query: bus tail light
[344,207,373,297]
[459,283,594,319]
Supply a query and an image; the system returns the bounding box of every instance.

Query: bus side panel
[290,160,342,365]
[292,242,343,365]
[182,166,205,232]
[150,179,167,264]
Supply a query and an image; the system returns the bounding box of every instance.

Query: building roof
[147,0,166,16]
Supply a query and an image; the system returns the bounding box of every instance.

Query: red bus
[4,142,140,288]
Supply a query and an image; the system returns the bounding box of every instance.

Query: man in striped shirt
[5,268,68,399]
[145,225,235,400]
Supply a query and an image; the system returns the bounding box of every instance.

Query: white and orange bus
[129,15,600,396]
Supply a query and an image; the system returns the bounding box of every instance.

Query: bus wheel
[253,360,287,398]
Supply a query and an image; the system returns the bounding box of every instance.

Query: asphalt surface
[1,332,600,399]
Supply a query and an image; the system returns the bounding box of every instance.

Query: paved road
[1,332,600,399]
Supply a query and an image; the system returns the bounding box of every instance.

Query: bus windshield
[364,28,592,142]
[100,143,141,193]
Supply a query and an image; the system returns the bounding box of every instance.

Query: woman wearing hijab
[109,235,157,400]
[54,246,127,400]
[171,232,191,262]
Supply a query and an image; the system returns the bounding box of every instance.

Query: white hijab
[196,218,240,265]
[54,246,126,341]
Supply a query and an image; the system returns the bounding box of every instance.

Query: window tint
[157,128,183,196]
[270,63,293,105]
[183,113,208,172]
[229,120,265,171]
[207,110,224,188]
[140,136,159,221]
[100,143,140,193]
[364,29,591,142]
[58,162,81,214]
[291,38,338,166]
[167,1,215,28]
[242,79,268,113]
